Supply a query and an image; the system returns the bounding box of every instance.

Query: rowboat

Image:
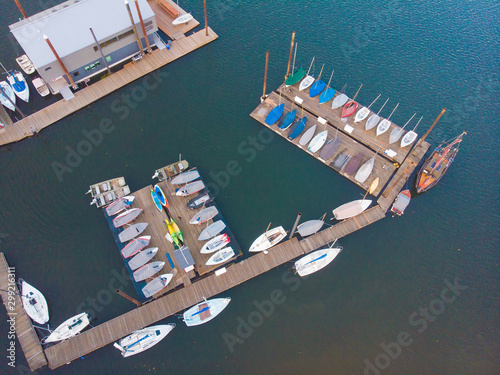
[151,188,162,212]
[113,208,142,228]
[206,247,235,265]
[189,206,218,225]
[354,156,375,183]
[354,94,381,123]
[90,185,131,208]
[265,103,285,125]
[114,324,175,357]
[344,152,362,175]
[365,98,389,130]
[0,81,15,111]
[153,160,189,180]
[119,223,148,243]
[249,226,286,252]
[20,279,49,324]
[142,274,174,298]
[121,236,151,258]
[128,247,158,270]
[341,101,358,118]
[296,219,324,237]
[15,55,35,75]
[32,77,50,97]
[298,124,316,146]
[332,199,372,220]
[299,57,315,91]
[288,116,307,140]
[176,180,205,196]
[308,130,328,153]
[200,234,230,254]
[391,190,411,216]
[198,220,226,241]
[294,246,342,277]
[7,71,30,102]
[154,185,168,207]
[183,298,231,327]
[318,69,335,104]
[278,109,297,130]
[319,136,340,161]
[173,13,193,25]
[133,261,165,282]
[332,153,351,172]
[389,113,416,144]
[171,170,200,185]
[187,191,214,209]
[331,93,348,109]
[106,196,135,216]
[376,103,399,136]
[309,64,326,97]
[42,313,90,344]
[400,116,423,148]
[87,177,126,197]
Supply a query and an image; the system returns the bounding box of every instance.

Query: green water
[0,0,498,374]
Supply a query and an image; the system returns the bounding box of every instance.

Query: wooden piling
[13,0,27,18]
[285,31,295,79]
[43,35,78,89]
[135,0,152,53]
[116,289,142,307]
[289,212,302,239]
[262,51,269,100]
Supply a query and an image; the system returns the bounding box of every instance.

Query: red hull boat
[341,101,358,118]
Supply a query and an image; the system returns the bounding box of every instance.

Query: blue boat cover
[279,109,297,130]
[288,117,307,139]
[309,80,326,97]
[265,103,285,125]
[319,87,335,104]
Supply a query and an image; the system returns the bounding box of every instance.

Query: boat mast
[376,98,389,115]
[326,69,334,89]
[411,116,423,131]
[387,103,399,120]
[306,57,315,76]
[367,93,381,109]
[349,84,363,104]
[262,51,269,100]
[285,31,296,79]
[401,113,416,130]
[291,42,298,77]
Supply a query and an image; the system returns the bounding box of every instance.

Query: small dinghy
[0,81,15,111]
[389,113,416,144]
[288,117,307,140]
[376,103,399,136]
[249,226,287,252]
[121,236,151,258]
[332,153,351,172]
[344,153,363,175]
[308,64,326,97]
[42,313,90,344]
[200,234,230,254]
[391,190,411,216]
[278,109,297,130]
[355,156,375,183]
[365,98,389,130]
[106,196,135,216]
[187,191,214,209]
[341,101,358,118]
[173,13,193,25]
[299,124,316,146]
[151,188,162,212]
[15,55,35,75]
[319,136,340,161]
[318,69,335,104]
[331,93,348,109]
[265,103,285,125]
[113,208,142,228]
[119,223,148,243]
[332,199,372,220]
[308,130,328,153]
[299,57,315,91]
[190,206,218,225]
[128,247,158,270]
[285,68,305,87]
[154,185,168,207]
[114,324,175,357]
[20,279,49,324]
[32,77,50,97]
[297,220,324,237]
[294,246,342,277]
[198,220,226,241]
[142,274,174,298]
[354,94,381,123]
[133,261,165,282]
[176,180,205,196]
[171,170,200,185]
[400,116,423,148]
[183,298,231,327]
[7,71,30,102]
[206,247,235,265]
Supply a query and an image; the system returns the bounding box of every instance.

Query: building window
[84,61,101,72]
[106,56,112,62]
[45,67,52,71]
[93,29,135,51]
[73,71,79,77]
[145,20,154,32]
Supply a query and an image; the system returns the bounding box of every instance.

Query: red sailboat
[341,84,362,118]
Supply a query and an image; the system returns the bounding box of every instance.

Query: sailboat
[187,191,214,209]
[19,279,49,325]
[106,196,135,216]
[7,71,29,102]
[296,217,324,237]
[299,124,316,146]
[176,180,205,196]
[198,220,226,241]
[294,244,342,277]
[299,57,315,91]
[288,116,307,140]
[142,274,174,298]
[114,324,175,357]
[389,113,416,144]
[309,64,326,97]
[189,206,218,225]
[133,261,165,282]
[278,108,297,130]
[400,116,423,148]
[121,236,151,258]
[285,43,305,86]
[308,124,328,153]
[206,247,235,265]
[318,69,335,104]
[319,135,340,161]
[183,298,231,327]
[344,152,363,175]
[200,234,230,254]
[0,81,15,111]
[118,223,148,243]
[391,190,411,216]
[355,154,376,183]
[331,84,349,109]
[42,313,90,344]
[171,170,200,185]
[341,84,363,118]
[365,98,389,130]
[415,132,466,193]
[128,247,159,270]
[173,13,193,25]
[249,225,286,252]
[265,102,285,125]
[354,94,381,123]
[332,199,372,220]
[113,208,142,228]
[376,103,399,136]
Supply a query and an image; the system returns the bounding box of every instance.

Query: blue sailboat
[309,64,325,98]
[319,69,335,104]
[265,103,284,125]
[278,109,297,130]
[288,116,307,140]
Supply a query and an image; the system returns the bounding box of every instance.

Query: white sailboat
[172,13,193,25]
[128,247,159,270]
[355,153,376,183]
[376,103,399,136]
[332,200,372,220]
[298,124,316,146]
[206,247,235,266]
[114,324,175,357]
[200,234,230,254]
[0,81,16,111]
[389,113,416,144]
[365,98,389,130]
[308,129,328,153]
[296,219,324,237]
[142,274,174,298]
[294,245,342,277]
[249,226,287,252]
[106,196,135,216]
[133,261,165,282]
[198,220,226,241]
[42,313,90,344]
[183,298,231,327]
[118,223,148,243]
[299,57,315,91]
[19,279,49,325]
[400,116,423,148]
[331,93,348,109]
[171,170,200,184]
[354,93,381,123]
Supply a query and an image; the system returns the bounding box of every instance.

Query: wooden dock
[0,253,47,372]
[148,0,200,39]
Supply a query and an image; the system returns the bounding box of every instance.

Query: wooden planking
[148,0,200,38]
[0,27,218,146]
[0,253,48,372]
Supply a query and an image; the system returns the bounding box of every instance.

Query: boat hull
[198,220,226,241]
[265,103,285,125]
[299,75,315,91]
[119,223,148,243]
[285,68,305,86]
[113,208,142,228]
[128,247,159,270]
[344,153,363,175]
[296,220,324,237]
[319,87,335,104]
[21,280,49,324]
[133,261,165,282]
[331,93,348,109]
[391,190,411,215]
[278,109,297,130]
[333,200,372,220]
[106,196,135,216]
[206,247,235,265]
[295,247,342,277]
[308,131,327,153]
[299,124,316,146]
[171,170,200,185]
[142,274,173,298]
[183,298,231,327]
[341,101,358,118]
[309,80,326,97]
[43,313,90,343]
[176,180,205,196]
[319,137,340,161]
[249,227,286,252]
[122,236,151,258]
[200,234,230,254]
[116,324,175,357]
[189,206,218,225]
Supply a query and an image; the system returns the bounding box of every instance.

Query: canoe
[332,153,351,172]
[187,191,214,209]
[278,109,297,130]
[171,170,200,185]
[113,208,142,228]
[121,236,151,258]
[198,220,226,241]
[344,153,363,175]
[376,119,391,136]
[298,124,316,146]
[332,199,372,220]
[401,130,418,148]
[308,130,328,153]
[309,80,326,97]
[32,77,50,97]
[288,117,307,140]
[151,189,162,212]
[7,71,29,102]
[265,103,285,125]
[119,223,148,243]
[354,107,370,123]
[206,247,235,266]
[365,114,381,130]
[0,81,16,111]
[20,279,49,324]
[114,324,175,358]
[249,227,286,252]
[341,101,358,118]
[285,68,305,86]
[391,190,411,216]
[128,247,158,270]
[142,274,174,298]
[154,185,168,207]
[176,180,205,196]
[133,261,165,282]
[294,247,342,277]
[200,234,230,254]
[319,137,340,161]
[173,13,193,25]
[319,87,335,104]
[106,196,135,216]
[16,54,35,75]
[355,157,375,183]
[331,93,348,109]
[42,313,90,344]
[183,298,231,327]
[189,206,218,225]
[296,220,324,237]
[299,75,315,91]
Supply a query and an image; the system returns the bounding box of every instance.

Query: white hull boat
[172,13,193,25]
[354,107,370,123]
[206,247,235,266]
[0,81,16,111]
[354,157,375,183]
[296,220,324,237]
[16,55,35,75]
[171,170,200,184]
[376,119,391,136]
[401,130,417,148]
[331,93,348,109]
[189,206,218,225]
[299,75,314,91]
[121,236,151,258]
[295,246,342,277]
[114,324,175,357]
[183,298,231,327]
[42,313,90,344]
[332,199,372,220]
[176,180,205,196]
[128,247,158,270]
[32,77,50,97]
[142,274,173,298]
[299,124,316,146]
[200,234,230,254]
[113,208,142,228]
[198,220,226,241]
[133,261,165,282]
[119,223,148,243]
[20,279,49,324]
[106,196,135,216]
[308,130,328,153]
[249,226,286,252]
[7,71,30,102]
[91,186,131,208]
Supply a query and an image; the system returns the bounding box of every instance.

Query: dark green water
[0,0,498,374]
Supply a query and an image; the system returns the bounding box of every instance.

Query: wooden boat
[299,57,315,91]
[133,261,165,282]
[319,136,340,161]
[365,98,389,130]
[296,220,324,237]
[332,199,372,220]
[318,69,335,104]
[176,180,205,196]
[354,94,381,123]
[173,13,193,25]
[187,191,214,209]
[90,185,130,208]
[121,236,151,258]
[341,101,358,118]
[401,116,423,148]
[7,71,29,102]
[171,170,200,185]
[309,64,326,97]
[113,208,142,228]
[114,324,175,357]
[142,274,174,298]
[42,313,90,344]
[295,246,342,277]
[153,160,189,180]
[0,81,15,111]
[288,117,307,140]
[278,109,297,130]
[308,130,328,153]
[183,298,231,327]
[249,226,286,252]
[154,185,168,208]
[285,68,305,86]
[265,103,284,125]
[332,153,351,172]
[128,247,158,270]
[200,234,230,254]
[206,247,235,265]
[389,113,416,144]
[189,206,218,225]
[87,177,126,197]
[298,124,316,146]
[355,156,375,183]
[151,188,162,212]
[376,103,399,136]
[32,77,50,97]
[20,279,49,324]
[391,190,411,216]
[106,196,135,216]
[15,55,35,75]
[344,152,362,175]
[331,93,348,109]
[119,223,148,243]
[415,132,465,193]
[198,220,226,241]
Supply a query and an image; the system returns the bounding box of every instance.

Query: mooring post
[14,0,27,18]
[116,289,142,307]
[285,31,295,79]
[262,51,269,100]
[289,212,302,239]
[204,0,208,36]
